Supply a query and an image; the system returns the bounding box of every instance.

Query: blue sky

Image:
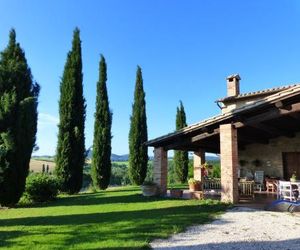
[1,1,300,155]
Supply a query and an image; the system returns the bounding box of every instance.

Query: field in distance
[29,159,56,173]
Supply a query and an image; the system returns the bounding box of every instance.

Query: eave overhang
[146,85,300,153]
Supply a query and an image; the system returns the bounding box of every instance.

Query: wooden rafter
[247,123,294,138]
[238,133,269,144]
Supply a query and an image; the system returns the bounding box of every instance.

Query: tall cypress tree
[91,55,112,190]
[129,66,148,185]
[174,101,189,183]
[55,28,86,194]
[0,29,39,206]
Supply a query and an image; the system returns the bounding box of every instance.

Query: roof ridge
[217,83,300,102]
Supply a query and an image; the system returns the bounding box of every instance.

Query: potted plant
[141,181,158,197]
[188,178,201,191]
[170,187,183,198]
[290,173,297,182]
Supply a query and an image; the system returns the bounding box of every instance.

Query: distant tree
[128,66,148,185]
[91,55,112,190]
[110,163,130,186]
[174,101,189,183]
[55,28,86,194]
[0,29,39,206]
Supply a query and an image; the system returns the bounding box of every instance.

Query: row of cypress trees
[0,28,186,205]
[55,28,149,193]
[0,28,149,206]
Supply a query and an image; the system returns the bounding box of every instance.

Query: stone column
[153,147,168,195]
[193,149,205,181]
[220,124,239,204]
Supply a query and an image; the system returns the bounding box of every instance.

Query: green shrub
[24,173,60,202]
[110,163,131,185]
[211,162,220,178]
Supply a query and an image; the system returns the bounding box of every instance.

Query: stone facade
[220,124,239,204]
[153,147,168,195]
[239,132,300,178]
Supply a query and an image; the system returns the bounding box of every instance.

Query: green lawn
[0,186,228,249]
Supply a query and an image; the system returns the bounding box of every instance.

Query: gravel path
[151,207,300,250]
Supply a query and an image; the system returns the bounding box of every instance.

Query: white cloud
[38,113,59,126]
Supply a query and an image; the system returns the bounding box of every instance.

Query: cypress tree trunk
[174,101,189,183]
[91,55,112,190]
[0,29,39,206]
[55,28,86,194]
[129,66,148,185]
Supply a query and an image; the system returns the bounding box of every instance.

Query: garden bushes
[24,173,60,202]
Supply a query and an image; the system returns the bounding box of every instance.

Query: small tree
[91,55,112,190]
[0,29,39,206]
[55,28,86,194]
[128,66,148,185]
[174,101,189,183]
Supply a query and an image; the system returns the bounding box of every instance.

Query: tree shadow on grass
[0,203,228,249]
[16,191,158,209]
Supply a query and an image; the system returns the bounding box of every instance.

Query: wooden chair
[266,179,277,193]
[238,180,255,199]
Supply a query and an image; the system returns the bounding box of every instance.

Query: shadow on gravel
[151,238,300,250]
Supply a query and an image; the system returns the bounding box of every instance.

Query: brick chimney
[226,74,241,97]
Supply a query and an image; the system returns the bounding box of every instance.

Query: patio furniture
[291,181,300,200]
[238,180,255,199]
[266,178,278,193]
[203,178,221,190]
[254,171,264,191]
[278,181,293,201]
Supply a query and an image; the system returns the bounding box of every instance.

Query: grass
[0,186,228,249]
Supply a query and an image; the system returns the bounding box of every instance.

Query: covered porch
[146,85,300,204]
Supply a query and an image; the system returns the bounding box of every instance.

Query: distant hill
[86,147,130,162]
[111,153,129,162]
[33,150,218,162]
[85,147,218,162]
[205,155,220,161]
[32,155,53,159]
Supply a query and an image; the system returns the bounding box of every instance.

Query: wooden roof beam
[234,103,300,137]
[248,123,294,138]
[190,129,220,143]
[238,133,269,144]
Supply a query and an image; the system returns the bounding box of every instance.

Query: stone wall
[239,132,300,178]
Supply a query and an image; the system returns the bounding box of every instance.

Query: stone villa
[146,75,300,204]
